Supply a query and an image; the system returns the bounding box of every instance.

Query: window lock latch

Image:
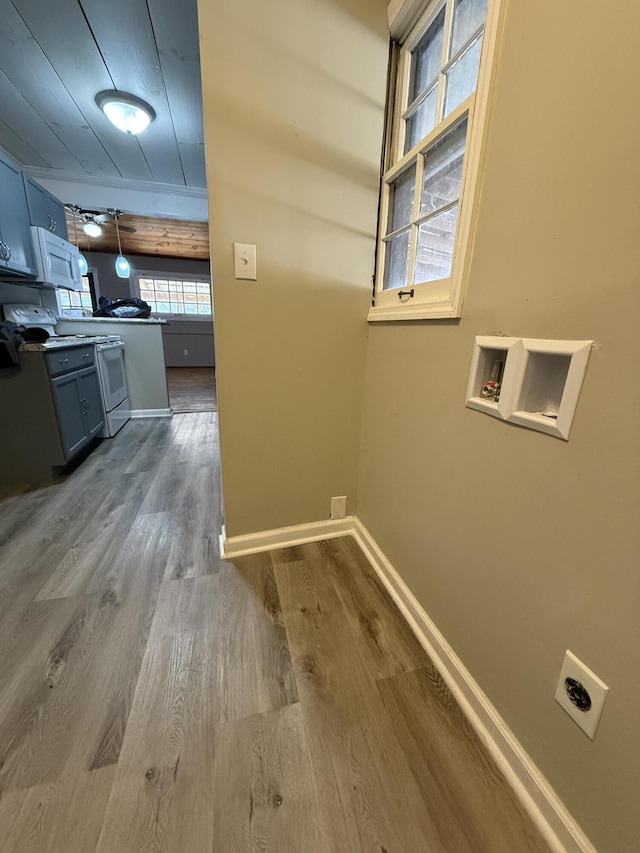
[398,289,414,300]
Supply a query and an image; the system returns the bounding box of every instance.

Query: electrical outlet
[554,650,609,740]
[330,496,347,519]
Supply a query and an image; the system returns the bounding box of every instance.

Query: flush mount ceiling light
[83,221,102,238]
[95,90,156,135]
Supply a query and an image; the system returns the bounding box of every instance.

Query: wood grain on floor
[166,366,216,413]
[0,412,552,852]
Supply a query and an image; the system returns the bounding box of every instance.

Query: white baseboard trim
[219,516,356,560]
[129,408,173,419]
[216,513,594,852]
[351,518,596,853]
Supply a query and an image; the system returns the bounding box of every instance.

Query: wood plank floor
[0,413,552,852]
[166,367,217,413]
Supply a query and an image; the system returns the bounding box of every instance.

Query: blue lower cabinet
[50,365,105,460]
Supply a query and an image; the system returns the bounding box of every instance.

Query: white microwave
[31,227,82,291]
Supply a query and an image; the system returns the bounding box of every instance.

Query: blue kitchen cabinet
[23,174,69,240]
[50,356,105,458]
[0,147,37,277]
[0,344,106,485]
[50,372,89,457]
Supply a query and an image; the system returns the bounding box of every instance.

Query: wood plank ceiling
[66,212,210,261]
[0,0,205,188]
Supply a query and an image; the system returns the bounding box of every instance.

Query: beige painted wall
[198,0,389,536]
[358,2,640,850]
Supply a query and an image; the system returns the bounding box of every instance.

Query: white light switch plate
[234,242,257,280]
[554,650,609,740]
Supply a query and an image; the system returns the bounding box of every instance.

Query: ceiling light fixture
[83,221,102,238]
[95,90,156,135]
[111,209,131,279]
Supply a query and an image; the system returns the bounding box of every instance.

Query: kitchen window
[369,0,502,321]
[134,272,212,318]
[58,273,98,315]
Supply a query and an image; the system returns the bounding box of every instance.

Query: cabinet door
[50,373,88,458]
[24,175,68,240]
[47,195,68,240]
[24,175,49,228]
[79,366,105,439]
[0,150,37,277]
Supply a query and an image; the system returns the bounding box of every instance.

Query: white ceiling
[0,0,206,190]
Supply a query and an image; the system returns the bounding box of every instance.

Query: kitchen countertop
[19,336,117,352]
[63,317,167,325]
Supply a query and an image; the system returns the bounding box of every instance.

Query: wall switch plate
[183,349,189,356]
[330,496,347,519]
[554,650,609,740]
[234,242,257,280]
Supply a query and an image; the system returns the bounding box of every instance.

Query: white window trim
[134,270,213,322]
[369,0,505,322]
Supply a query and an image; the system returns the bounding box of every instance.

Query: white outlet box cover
[554,650,609,740]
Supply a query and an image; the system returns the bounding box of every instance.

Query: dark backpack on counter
[93,296,151,319]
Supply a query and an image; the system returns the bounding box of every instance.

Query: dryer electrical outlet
[554,650,609,740]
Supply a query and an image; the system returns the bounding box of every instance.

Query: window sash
[376,97,473,308]
[371,0,497,319]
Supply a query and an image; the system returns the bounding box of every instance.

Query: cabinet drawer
[46,346,95,376]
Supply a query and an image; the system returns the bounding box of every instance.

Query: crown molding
[25,167,208,199]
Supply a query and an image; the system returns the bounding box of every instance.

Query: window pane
[197,303,211,315]
[444,35,482,115]
[410,8,445,102]
[59,291,71,308]
[155,280,169,292]
[197,283,210,293]
[183,282,197,293]
[184,302,198,314]
[156,300,170,313]
[414,204,459,282]
[387,164,416,233]
[450,0,487,57]
[404,88,438,153]
[383,229,411,290]
[419,118,467,217]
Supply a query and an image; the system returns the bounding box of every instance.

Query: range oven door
[96,343,128,412]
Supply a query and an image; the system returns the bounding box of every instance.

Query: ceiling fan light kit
[83,221,102,238]
[95,90,156,135]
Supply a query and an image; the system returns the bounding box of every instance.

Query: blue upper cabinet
[0,147,38,277]
[23,174,68,240]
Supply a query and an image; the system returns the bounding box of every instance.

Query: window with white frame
[370,0,498,320]
[135,272,212,318]
[58,273,97,315]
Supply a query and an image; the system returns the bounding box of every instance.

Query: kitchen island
[56,317,170,416]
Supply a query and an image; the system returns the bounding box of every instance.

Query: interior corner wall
[356,2,640,851]
[198,0,389,536]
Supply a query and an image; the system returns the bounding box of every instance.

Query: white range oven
[94,340,130,437]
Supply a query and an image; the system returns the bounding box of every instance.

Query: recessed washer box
[466,337,593,440]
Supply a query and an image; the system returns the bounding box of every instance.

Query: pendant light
[68,206,89,276]
[112,210,131,279]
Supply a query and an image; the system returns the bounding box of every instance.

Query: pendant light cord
[115,213,123,256]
